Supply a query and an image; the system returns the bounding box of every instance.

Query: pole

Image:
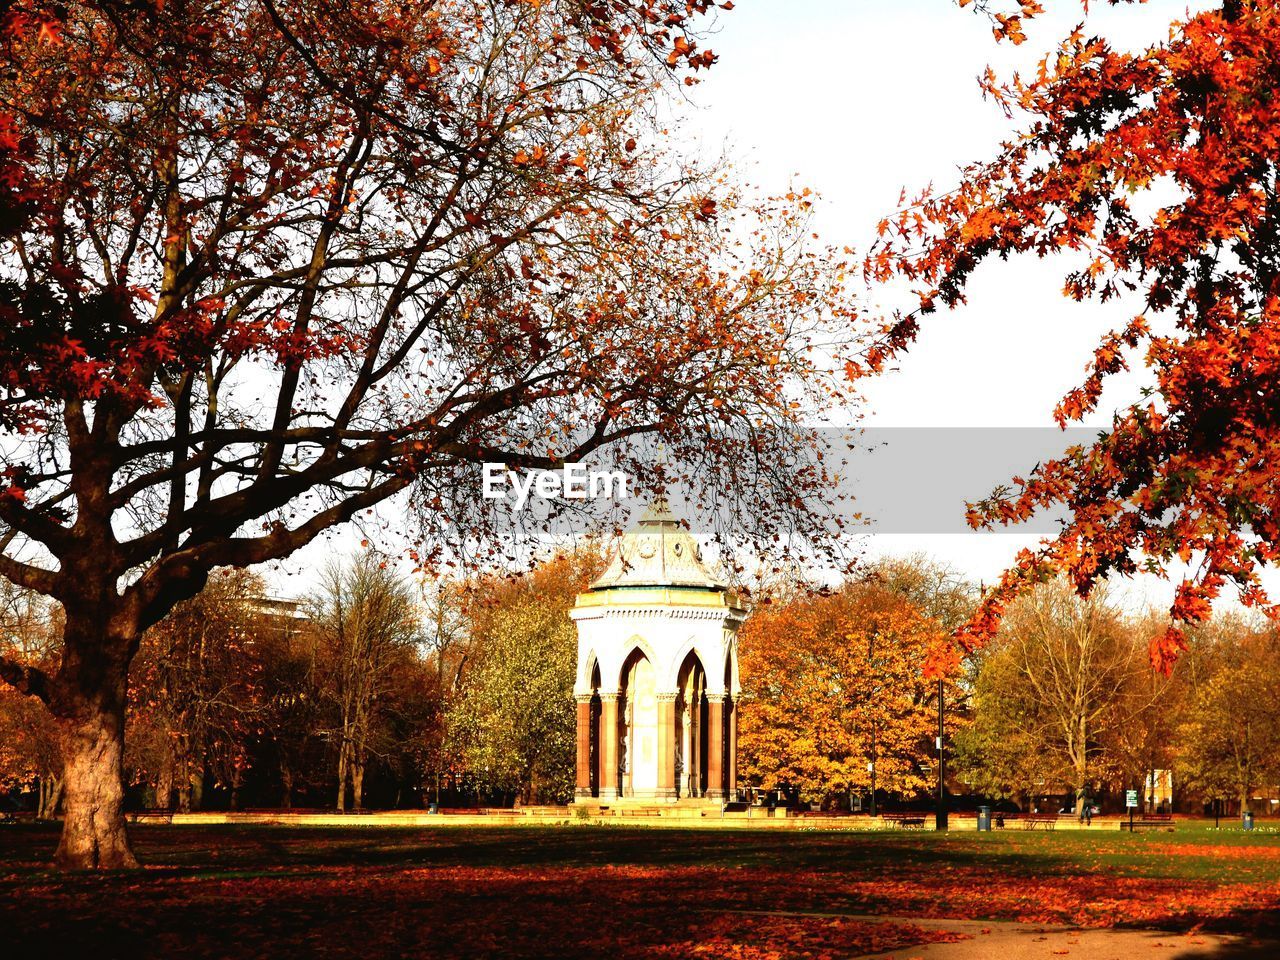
[869,727,877,818]
[936,677,948,831]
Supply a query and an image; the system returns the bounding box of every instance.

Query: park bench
[1022,815,1059,830]
[1121,813,1175,832]
[128,809,174,824]
[882,812,927,829]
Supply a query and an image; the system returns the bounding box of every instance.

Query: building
[570,503,747,803]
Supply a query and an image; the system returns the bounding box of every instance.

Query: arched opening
[619,649,658,797]
[589,661,602,798]
[675,651,708,798]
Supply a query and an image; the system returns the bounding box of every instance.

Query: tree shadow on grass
[3,823,1280,949]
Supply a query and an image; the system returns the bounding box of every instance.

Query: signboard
[1126,790,1138,808]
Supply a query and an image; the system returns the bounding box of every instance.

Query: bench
[1023,815,1059,830]
[128,809,174,824]
[882,813,927,829]
[1122,814,1175,832]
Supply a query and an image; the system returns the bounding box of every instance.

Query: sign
[1126,790,1138,808]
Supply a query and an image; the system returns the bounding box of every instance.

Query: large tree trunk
[55,706,135,869]
[49,614,140,870]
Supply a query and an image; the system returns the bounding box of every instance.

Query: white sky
[673,0,1236,611]
[272,1,1270,615]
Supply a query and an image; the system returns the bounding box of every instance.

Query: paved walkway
[847,915,1276,960]
[735,912,1278,960]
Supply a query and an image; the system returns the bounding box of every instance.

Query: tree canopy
[869,0,1280,669]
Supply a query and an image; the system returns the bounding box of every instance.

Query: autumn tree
[0,0,864,867]
[1176,617,1280,815]
[953,581,1161,807]
[0,583,62,817]
[444,550,599,805]
[309,554,419,811]
[737,577,959,809]
[126,569,266,811]
[249,600,328,808]
[869,0,1280,668]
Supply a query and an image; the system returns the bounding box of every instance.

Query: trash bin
[428,802,439,815]
[1243,810,1255,831]
[977,805,992,832]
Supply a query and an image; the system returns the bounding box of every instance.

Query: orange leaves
[739,579,961,804]
[861,1,1280,668]
[958,205,1003,243]
[512,145,547,166]
[993,13,1028,45]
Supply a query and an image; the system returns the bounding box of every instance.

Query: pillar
[574,695,593,798]
[727,696,738,798]
[599,693,619,800]
[657,693,677,800]
[706,694,725,800]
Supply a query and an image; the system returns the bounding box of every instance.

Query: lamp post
[866,629,880,819]
[868,755,876,817]
[936,676,948,831]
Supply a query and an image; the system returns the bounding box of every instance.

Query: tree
[253,599,326,808]
[0,583,62,818]
[0,1,864,866]
[1176,618,1280,814]
[444,550,598,805]
[126,569,266,811]
[737,578,959,809]
[868,0,1280,668]
[309,554,419,811]
[953,581,1159,807]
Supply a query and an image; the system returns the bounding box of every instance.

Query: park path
[842,915,1275,960]
[730,911,1277,960]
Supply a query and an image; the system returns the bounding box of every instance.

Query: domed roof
[589,500,725,591]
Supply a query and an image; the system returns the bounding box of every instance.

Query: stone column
[574,695,593,798]
[656,693,677,800]
[599,693,620,800]
[727,696,738,798]
[706,693,726,800]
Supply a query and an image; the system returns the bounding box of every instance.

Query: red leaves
[864,2,1280,667]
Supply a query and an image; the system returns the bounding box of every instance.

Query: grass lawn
[2,820,1278,958]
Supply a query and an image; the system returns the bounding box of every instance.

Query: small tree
[1177,622,1280,815]
[954,581,1158,806]
[127,569,266,810]
[0,584,62,817]
[310,554,420,811]
[737,578,960,809]
[444,551,597,805]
